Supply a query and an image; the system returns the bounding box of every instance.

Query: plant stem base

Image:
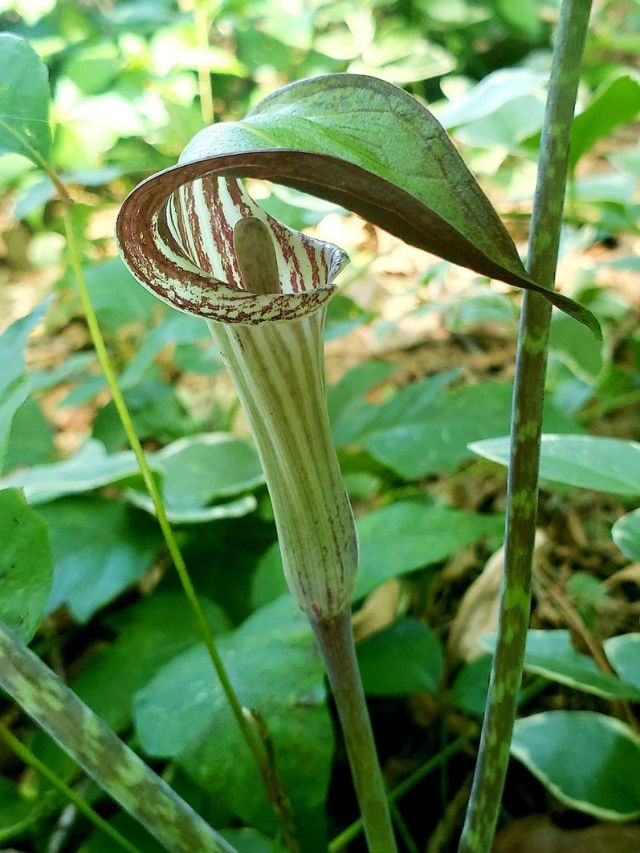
[311,610,397,853]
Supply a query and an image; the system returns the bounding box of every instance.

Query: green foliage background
[0,0,639,850]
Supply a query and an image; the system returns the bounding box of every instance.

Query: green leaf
[357,619,442,696]
[134,596,332,837]
[0,301,48,470]
[327,360,398,446]
[153,433,264,506]
[355,500,504,598]
[118,73,600,335]
[450,655,493,716]
[39,497,162,622]
[84,258,160,333]
[612,510,640,561]
[125,433,264,524]
[0,34,51,166]
[569,73,640,170]
[0,439,154,504]
[0,488,52,642]
[360,380,581,479]
[92,380,194,449]
[3,397,55,472]
[470,434,640,496]
[71,592,230,732]
[126,492,258,525]
[511,712,640,820]
[482,630,640,701]
[604,634,640,692]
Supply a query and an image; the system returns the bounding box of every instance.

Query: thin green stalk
[0,722,136,853]
[329,735,472,852]
[0,623,235,853]
[60,202,298,850]
[194,0,215,125]
[457,2,593,851]
[312,611,397,853]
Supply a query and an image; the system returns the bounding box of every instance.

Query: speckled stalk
[457,2,593,851]
[0,623,235,853]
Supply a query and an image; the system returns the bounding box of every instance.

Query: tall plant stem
[458,2,593,851]
[0,624,235,853]
[312,611,397,853]
[194,0,215,125]
[60,202,298,851]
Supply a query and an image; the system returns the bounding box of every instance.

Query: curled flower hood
[117,158,347,325]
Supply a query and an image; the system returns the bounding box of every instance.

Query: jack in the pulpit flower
[117,72,600,616]
[117,157,358,619]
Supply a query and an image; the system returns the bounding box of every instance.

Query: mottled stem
[312,611,397,853]
[457,2,593,851]
[0,623,235,853]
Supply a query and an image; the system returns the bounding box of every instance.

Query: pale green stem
[61,202,297,850]
[194,0,215,125]
[0,722,136,853]
[210,314,396,851]
[457,2,593,851]
[329,735,473,852]
[0,623,235,853]
[312,613,397,853]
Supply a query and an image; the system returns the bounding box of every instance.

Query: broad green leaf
[4,397,55,472]
[125,433,264,524]
[0,439,153,504]
[357,619,442,696]
[604,634,640,691]
[436,68,547,129]
[327,360,399,447]
[71,592,230,732]
[360,380,581,479]
[0,488,52,642]
[355,500,504,598]
[470,434,640,496]
[0,301,48,470]
[612,510,640,561]
[84,258,160,333]
[134,596,332,838]
[117,74,599,335]
[39,497,162,622]
[450,655,493,717]
[253,499,504,606]
[482,630,640,701]
[92,379,195,449]
[511,712,640,820]
[549,312,604,384]
[126,491,258,524]
[569,74,640,170]
[153,433,264,506]
[456,94,545,149]
[0,34,51,165]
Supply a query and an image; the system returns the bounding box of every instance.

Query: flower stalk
[118,168,396,849]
